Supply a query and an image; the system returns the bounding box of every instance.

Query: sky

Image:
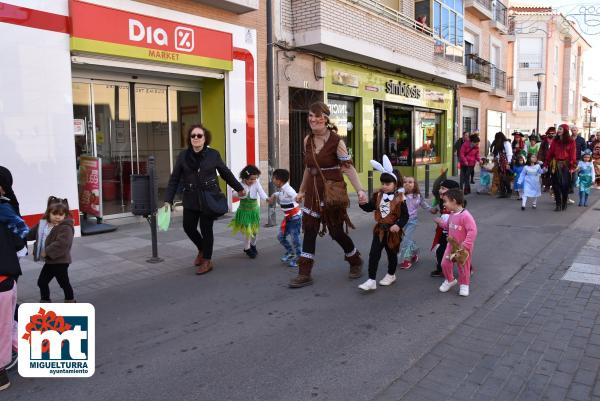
[512,0,600,101]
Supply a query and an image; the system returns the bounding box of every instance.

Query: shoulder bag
[310,136,350,209]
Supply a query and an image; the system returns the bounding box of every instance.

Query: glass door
[384,105,412,167]
[134,85,169,202]
[72,82,95,163]
[168,88,201,204]
[73,81,133,217]
[93,83,132,215]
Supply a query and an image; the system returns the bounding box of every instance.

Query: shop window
[383,108,412,167]
[415,111,442,165]
[327,96,359,168]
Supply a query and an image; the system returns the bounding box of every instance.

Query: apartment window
[433,0,464,62]
[553,85,557,112]
[529,92,538,107]
[518,38,543,69]
[519,92,528,107]
[462,106,478,133]
[570,90,575,106]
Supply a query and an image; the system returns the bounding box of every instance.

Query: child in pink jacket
[435,188,478,297]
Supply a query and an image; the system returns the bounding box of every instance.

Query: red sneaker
[411,254,419,264]
[399,260,412,269]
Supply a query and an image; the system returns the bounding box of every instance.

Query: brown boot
[345,251,363,279]
[196,260,213,275]
[194,251,205,266]
[289,257,314,288]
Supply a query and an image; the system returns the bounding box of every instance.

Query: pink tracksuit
[439,209,477,285]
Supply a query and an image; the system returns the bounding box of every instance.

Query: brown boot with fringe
[345,251,363,279]
[289,257,314,288]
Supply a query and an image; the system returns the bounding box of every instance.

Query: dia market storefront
[324,61,455,187]
[0,0,258,234]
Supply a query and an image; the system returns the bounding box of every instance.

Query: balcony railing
[507,76,514,96]
[355,0,433,36]
[466,54,491,84]
[493,1,507,26]
[473,0,493,11]
[518,55,543,69]
[492,66,506,90]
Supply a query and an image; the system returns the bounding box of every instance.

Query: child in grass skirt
[228,165,268,258]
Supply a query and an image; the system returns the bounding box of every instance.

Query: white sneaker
[439,279,457,293]
[358,279,377,291]
[568,198,575,204]
[459,285,470,297]
[379,274,396,286]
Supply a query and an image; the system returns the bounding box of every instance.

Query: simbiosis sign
[385,80,422,99]
[69,0,233,70]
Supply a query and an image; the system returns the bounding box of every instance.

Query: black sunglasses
[190,133,204,139]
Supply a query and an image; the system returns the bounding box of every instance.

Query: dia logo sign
[128,19,195,52]
[18,303,95,377]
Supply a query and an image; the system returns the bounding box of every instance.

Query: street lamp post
[534,73,545,139]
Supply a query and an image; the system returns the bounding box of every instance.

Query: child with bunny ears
[358,155,409,291]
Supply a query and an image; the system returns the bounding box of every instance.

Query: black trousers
[38,263,74,301]
[302,215,355,256]
[551,165,571,209]
[435,233,448,273]
[368,232,398,280]
[183,208,215,259]
[460,166,473,194]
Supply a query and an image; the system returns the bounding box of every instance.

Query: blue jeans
[278,215,302,256]
[579,191,589,206]
[399,218,418,261]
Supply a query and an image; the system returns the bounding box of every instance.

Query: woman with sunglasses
[165,124,245,275]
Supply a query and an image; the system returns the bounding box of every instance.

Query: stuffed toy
[446,236,469,265]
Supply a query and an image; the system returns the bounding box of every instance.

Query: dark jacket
[575,135,586,161]
[27,218,74,264]
[164,147,243,211]
[0,223,24,288]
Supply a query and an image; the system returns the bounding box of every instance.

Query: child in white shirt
[269,169,302,267]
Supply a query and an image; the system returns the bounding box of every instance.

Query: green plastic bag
[157,204,171,232]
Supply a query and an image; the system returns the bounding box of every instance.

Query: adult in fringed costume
[544,124,577,211]
[489,132,513,198]
[290,102,368,288]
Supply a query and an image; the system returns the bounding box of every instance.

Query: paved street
[4,189,600,401]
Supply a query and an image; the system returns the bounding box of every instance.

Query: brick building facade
[274,0,467,189]
[458,0,511,154]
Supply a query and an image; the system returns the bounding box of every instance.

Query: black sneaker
[430,270,443,277]
[521,206,525,211]
[250,245,258,255]
[244,248,256,259]
[3,351,17,371]
[0,369,10,391]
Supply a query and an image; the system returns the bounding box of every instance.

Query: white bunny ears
[370,155,398,182]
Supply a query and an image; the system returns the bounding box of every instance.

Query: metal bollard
[424,164,430,199]
[147,156,163,264]
[368,170,373,199]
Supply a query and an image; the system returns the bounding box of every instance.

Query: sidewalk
[374,198,600,401]
[16,193,374,302]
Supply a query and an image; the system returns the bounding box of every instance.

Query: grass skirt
[228,198,260,237]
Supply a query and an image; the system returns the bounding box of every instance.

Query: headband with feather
[370,155,398,182]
